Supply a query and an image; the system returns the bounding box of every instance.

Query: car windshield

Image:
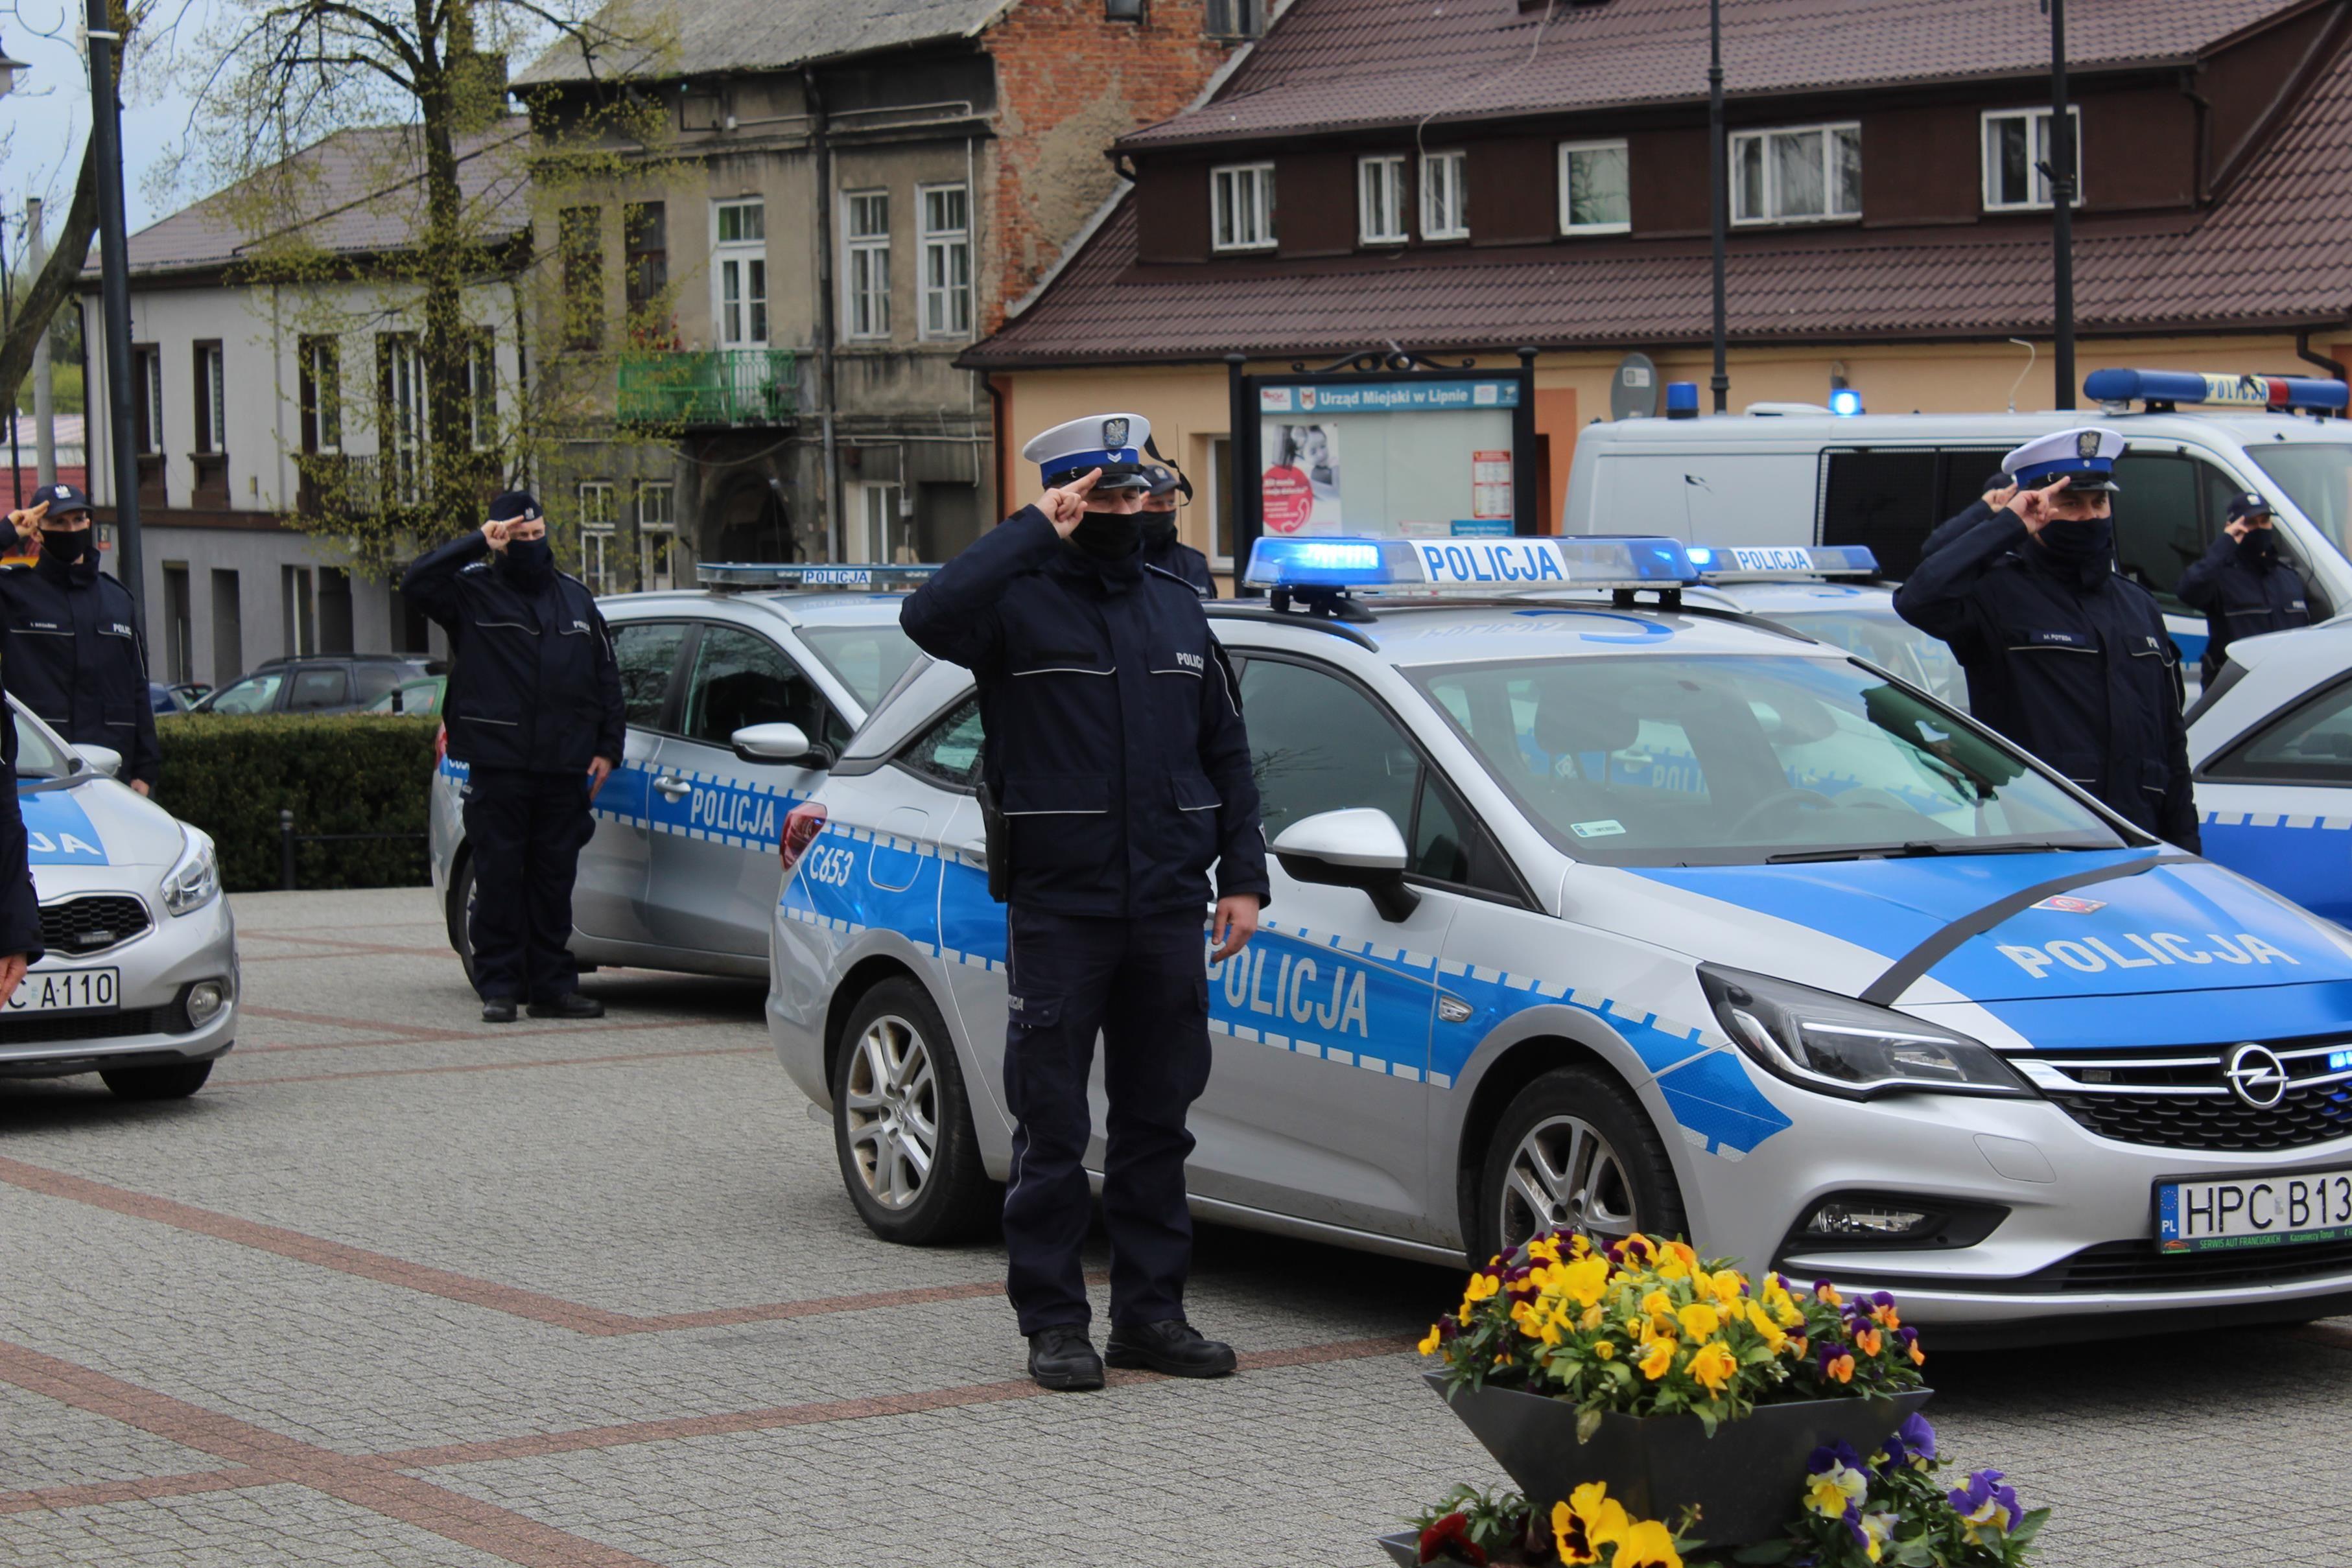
[1410,653,2125,867]
[2248,443,2352,553]
[796,624,923,712]
[1764,609,1970,710]
[203,672,283,714]
[10,708,74,781]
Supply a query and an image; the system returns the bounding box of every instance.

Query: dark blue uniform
[1918,498,1997,563]
[901,506,1267,1336]
[0,555,161,789]
[2177,532,2310,683]
[0,683,47,965]
[1142,521,1217,598]
[1895,511,2200,850]
[402,532,625,1005]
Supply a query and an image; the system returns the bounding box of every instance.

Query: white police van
[1562,368,2352,679]
[768,533,2352,1343]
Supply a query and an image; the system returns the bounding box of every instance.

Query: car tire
[832,977,996,1245]
[100,1060,213,1101]
[448,854,477,987]
[1476,1064,1687,1263]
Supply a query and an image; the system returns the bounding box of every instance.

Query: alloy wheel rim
[843,1014,939,1210]
[1499,1114,1638,1252]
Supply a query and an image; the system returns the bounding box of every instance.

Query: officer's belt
[1859,852,2204,1007]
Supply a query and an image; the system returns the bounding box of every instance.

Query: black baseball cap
[32,482,89,516]
[2226,491,2275,523]
[487,490,543,524]
[1141,464,1186,498]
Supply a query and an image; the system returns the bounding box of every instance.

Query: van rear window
[1819,449,2005,578]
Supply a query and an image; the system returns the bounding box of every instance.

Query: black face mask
[500,537,556,587]
[2036,516,2114,588]
[1140,515,1178,552]
[2237,528,2279,567]
[38,528,97,583]
[1071,511,1142,561]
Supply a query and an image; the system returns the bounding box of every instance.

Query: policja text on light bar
[696,562,944,592]
[1243,534,1697,595]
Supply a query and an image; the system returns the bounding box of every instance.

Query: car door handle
[652,775,693,798]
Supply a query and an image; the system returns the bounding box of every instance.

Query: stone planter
[1424,1370,1933,1548]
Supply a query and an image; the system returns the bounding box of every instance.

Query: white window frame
[1730,121,1862,226]
[638,480,677,591]
[383,335,427,507]
[578,481,617,595]
[304,336,342,454]
[1358,154,1407,246]
[1205,434,1234,570]
[918,183,972,341]
[1557,139,1632,235]
[466,332,497,452]
[854,480,908,563]
[843,190,891,340]
[196,342,227,454]
[711,200,768,350]
[1210,162,1276,253]
[1981,106,2081,213]
[1420,149,1468,241]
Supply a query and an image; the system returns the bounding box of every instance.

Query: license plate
[3,967,120,1016]
[2159,1168,2352,1252]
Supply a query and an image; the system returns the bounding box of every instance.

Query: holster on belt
[977,781,1011,903]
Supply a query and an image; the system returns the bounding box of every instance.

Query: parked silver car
[427,567,927,979]
[2,699,237,1098]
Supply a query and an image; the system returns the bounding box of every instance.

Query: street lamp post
[2049,0,2076,411]
[86,1,143,624]
[1708,0,1728,414]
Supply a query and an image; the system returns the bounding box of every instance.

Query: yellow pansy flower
[1687,1339,1737,1393]
[1612,1518,1684,1568]
[1580,1303,1606,1331]
[1527,1235,1562,1264]
[1561,1254,1612,1307]
[1676,1302,1721,1340]
[1417,1324,1442,1356]
[1640,1289,1676,1329]
[1711,1269,1746,1301]
[1463,1272,1501,1304]
[1746,1300,1788,1350]
[1853,1324,1884,1358]
[1637,1335,1676,1380]
[1593,1339,1616,1360]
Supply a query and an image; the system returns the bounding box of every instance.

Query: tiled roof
[1122,0,2307,148]
[516,0,1013,85]
[96,124,532,279]
[967,31,2352,366]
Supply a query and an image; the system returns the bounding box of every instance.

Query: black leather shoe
[480,999,517,1024]
[1105,1319,1237,1378]
[527,993,605,1020]
[1026,1326,1105,1391]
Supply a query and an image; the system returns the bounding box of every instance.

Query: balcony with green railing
[618,347,799,427]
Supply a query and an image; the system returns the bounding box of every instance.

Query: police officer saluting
[1,484,161,795]
[1896,428,2200,851]
[1138,463,1216,597]
[403,492,624,1024]
[2177,492,2311,685]
[900,414,1268,1392]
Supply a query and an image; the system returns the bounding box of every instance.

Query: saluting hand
[1037,469,1101,538]
[1982,482,2019,511]
[7,499,49,544]
[482,517,513,553]
[2010,476,2073,535]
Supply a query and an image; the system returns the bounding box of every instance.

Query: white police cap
[1021,413,1153,491]
[2002,427,2124,492]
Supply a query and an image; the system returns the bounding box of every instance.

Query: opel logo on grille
[2224,1042,2289,1109]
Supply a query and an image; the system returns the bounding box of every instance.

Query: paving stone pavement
[2,887,2349,1566]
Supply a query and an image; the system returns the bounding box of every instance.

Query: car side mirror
[76,744,123,778]
[731,721,833,769]
[1270,807,1419,922]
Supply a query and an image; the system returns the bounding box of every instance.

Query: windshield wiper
[1765,841,2081,864]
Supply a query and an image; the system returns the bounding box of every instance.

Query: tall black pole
[2,216,19,509]
[2050,0,2076,410]
[88,0,143,625]
[1708,0,1728,414]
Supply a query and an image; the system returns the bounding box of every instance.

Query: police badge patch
[2076,430,2102,460]
[1101,417,1129,449]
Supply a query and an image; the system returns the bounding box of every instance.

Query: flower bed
[1396,1231,2049,1567]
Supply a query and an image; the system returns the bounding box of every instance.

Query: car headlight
[161,827,221,917]
[1697,964,2032,1099]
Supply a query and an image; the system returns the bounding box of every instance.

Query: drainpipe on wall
[805,64,841,563]
[2296,329,2347,391]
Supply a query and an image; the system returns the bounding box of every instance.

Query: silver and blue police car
[3,699,235,1097]
[2188,616,2352,925]
[770,534,2352,1342]
[426,565,926,979]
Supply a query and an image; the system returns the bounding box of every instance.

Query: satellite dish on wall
[1611,353,1660,421]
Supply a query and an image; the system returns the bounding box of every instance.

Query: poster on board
[1258,378,1518,539]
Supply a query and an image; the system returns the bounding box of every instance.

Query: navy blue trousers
[463,767,593,1004]
[1002,907,1212,1336]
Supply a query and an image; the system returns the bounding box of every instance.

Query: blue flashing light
[2084,368,2349,414]
[1243,537,1391,588]
[1686,545,1717,568]
[1244,534,1697,594]
[1828,386,1864,417]
[2331,1047,2352,1073]
[1665,381,1700,418]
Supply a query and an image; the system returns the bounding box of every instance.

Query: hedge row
[154,715,441,893]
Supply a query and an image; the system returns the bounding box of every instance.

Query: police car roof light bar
[1244,535,1698,611]
[2082,368,2349,417]
[1684,544,1883,581]
[695,562,943,592]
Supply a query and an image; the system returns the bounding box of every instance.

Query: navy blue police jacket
[1918,498,1997,563]
[0,556,161,787]
[0,681,45,963]
[1895,511,2200,851]
[900,506,1269,919]
[400,534,625,774]
[2176,533,2310,679]
[1143,529,1218,598]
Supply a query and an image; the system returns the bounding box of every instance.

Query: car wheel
[100,1060,213,1101]
[448,854,477,987]
[1477,1064,1686,1262]
[832,977,996,1245]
